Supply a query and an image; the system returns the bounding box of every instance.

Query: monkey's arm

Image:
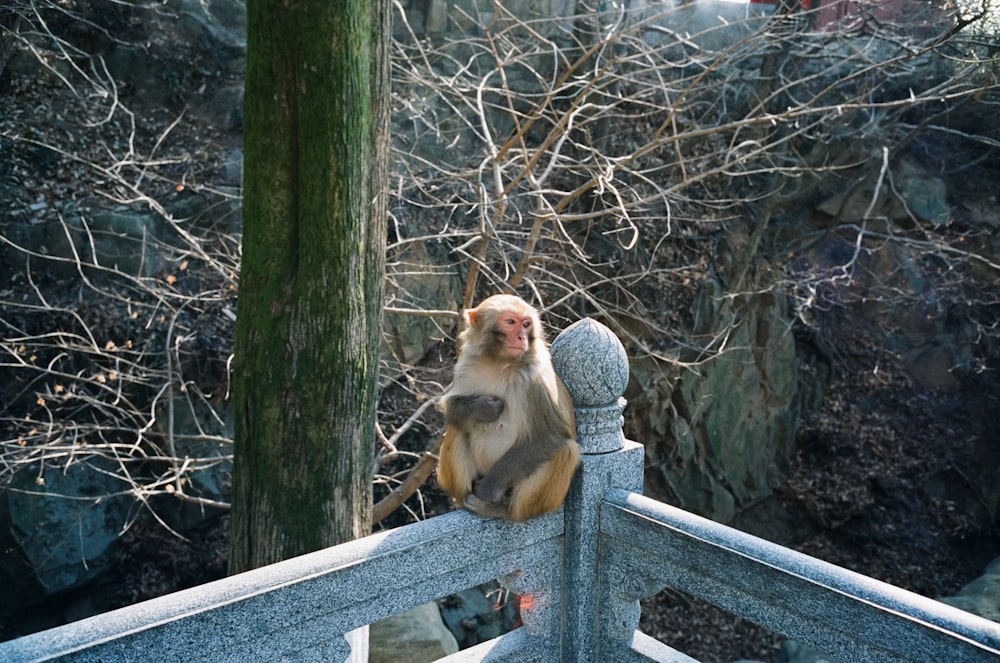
[444,394,505,428]
[472,382,574,504]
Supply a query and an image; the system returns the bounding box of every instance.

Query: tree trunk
[230,0,390,573]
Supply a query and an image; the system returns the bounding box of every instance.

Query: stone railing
[2,320,999,662]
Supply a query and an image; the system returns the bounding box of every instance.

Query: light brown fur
[505,444,579,520]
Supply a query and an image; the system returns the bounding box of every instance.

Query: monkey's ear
[463,308,479,329]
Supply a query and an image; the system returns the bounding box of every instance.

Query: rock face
[627,288,800,523]
[0,0,247,630]
[383,231,462,370]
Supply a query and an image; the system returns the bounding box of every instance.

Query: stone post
[550,318,646,662]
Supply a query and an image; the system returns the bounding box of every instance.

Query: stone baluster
[550,318,646,661]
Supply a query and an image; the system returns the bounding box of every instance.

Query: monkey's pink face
[496,312,532,359]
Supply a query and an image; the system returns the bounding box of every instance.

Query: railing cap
[550,318,629,453]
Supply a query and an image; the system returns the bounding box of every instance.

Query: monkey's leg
[473,429,567,506]
[436,427,477,503]
[507,443,580,521]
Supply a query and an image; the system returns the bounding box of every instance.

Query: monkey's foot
[463,493,509,520]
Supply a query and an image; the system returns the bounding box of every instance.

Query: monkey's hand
[447,394,506,425]
[470,473,508,505]
[467,474,509,518]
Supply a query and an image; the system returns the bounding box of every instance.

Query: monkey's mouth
[502,345,530,360]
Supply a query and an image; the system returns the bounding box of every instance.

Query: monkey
[437,294,579,521]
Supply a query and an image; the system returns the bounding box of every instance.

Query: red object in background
[749,0,812,9]
[746,0,940,32]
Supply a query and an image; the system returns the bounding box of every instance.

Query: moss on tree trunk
[230,0,390,573]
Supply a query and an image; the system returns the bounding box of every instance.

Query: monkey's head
[459,294,543,364]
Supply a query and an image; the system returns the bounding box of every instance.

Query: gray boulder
[940,556,1000,623]
[5,458,131,596]
[369,602,459,663]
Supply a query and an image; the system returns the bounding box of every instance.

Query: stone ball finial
[550,318,628,453]
[550,318,628,405]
